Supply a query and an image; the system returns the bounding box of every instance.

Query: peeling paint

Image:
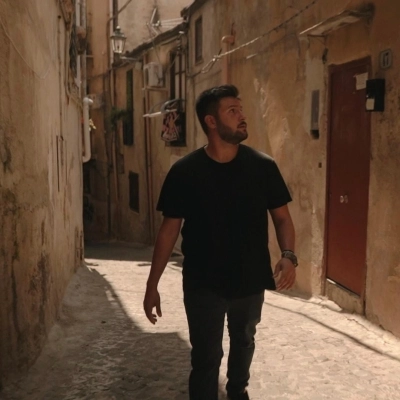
[0,127,12,172]
[0,0,83,384]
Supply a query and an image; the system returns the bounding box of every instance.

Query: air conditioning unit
[144,62,163,87]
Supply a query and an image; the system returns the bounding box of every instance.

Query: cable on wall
[0,13,52,80]
[200,0,320,71]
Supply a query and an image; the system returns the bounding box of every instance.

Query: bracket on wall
[143,99,185,118]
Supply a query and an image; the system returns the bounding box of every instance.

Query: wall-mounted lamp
[111,26,142,66]
[111,26,127,54]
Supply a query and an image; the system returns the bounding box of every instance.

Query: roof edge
[181,0,210,19]
[126,22,187,59]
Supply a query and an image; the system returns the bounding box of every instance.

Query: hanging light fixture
[110,26,126,54]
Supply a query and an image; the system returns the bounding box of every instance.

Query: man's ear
[204,115,216,130]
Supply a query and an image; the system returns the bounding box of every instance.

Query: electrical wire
[187,48,222,79]
[107,0,134,25]
[0,13,51,80]
[147,23,163,66]
[212,0,320,61]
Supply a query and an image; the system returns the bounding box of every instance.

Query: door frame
[322,56,372,309]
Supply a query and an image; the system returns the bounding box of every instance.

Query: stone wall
[0,0,83,385]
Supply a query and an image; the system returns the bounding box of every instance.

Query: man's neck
[204,141,239,163]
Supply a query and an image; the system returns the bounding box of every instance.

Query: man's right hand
[143,287,162,324]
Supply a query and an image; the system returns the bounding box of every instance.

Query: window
[69,16,78,78]
[123,69,134,145]
[165,50,186,147]
[195,17,203,63]
[129,172,139,212]
[170,51,186,102]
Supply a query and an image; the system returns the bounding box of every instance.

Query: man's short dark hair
[195,85,240,134]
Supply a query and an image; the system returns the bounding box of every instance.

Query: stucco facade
[114,26,193,245]
[0,0,84,385]
[85,0,400,337]
[182,0,400,336]
[84,0,191,243]
[118,0,190,51]
[83,0,112,240]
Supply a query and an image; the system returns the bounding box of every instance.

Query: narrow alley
[2,243,400,400]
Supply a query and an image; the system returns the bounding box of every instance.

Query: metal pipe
[80,0,87,98]
[143,53,155,243]
[221,35,234,84]
[82,97,93,162]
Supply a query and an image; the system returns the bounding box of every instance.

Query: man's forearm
[146,218,182,290]
[269,205,295,253]
[274,218,295,252]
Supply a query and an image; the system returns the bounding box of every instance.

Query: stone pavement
[2,243,400,400]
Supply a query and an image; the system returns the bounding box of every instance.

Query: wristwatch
[281,250,298,267]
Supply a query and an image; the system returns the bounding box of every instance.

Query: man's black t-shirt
[157,144,292,298]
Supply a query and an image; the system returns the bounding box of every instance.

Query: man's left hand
[273,258,296,291]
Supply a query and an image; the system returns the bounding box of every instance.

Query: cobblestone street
[2,243,400,400]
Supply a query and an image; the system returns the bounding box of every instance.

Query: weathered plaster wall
[185,0,321,290]
[185,0,223,151]
[114,37,193,244]
[84,0,112,241]
[87,0,400,336]
[113,65,150,243]
[0,0,83,384]
[299,0,400,336]
[357,1,400,336]
[114,0,194,242]
[85,0,192,243]
[118,0,190,51]
[225,0,330,295]
[184,0,400,335]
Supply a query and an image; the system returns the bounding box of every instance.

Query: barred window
[123,69,134,146]
[69,16,78,78]
[168,51,186,147]
[195,17,203,63]
[129,172,139,212]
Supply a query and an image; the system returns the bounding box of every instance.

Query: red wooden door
[326,58,371,296]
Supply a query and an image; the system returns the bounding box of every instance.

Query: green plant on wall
[109,107,129,131]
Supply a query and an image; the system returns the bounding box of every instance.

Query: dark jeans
[183,288,264,400]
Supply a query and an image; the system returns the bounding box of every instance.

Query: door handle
[340,195,349,204]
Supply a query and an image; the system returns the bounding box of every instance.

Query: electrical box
[366,79,385,112]
[144,62,164,87]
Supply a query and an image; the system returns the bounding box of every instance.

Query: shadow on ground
[84,241,183,264]
[1,244,226,399]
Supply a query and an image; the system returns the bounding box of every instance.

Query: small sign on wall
[310,90,320,139]
[355,73,368,90]
[379,49,392,70]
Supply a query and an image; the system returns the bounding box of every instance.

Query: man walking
[143,85,297,400]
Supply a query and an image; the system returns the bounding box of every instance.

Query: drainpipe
[143,53,155,243]
[80,0,92,164]
[221,35,235,84]
[82,97,93,162]
[80,0,87,98]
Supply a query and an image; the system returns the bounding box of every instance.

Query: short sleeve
[156,164,187,218]
[266,161,292,210]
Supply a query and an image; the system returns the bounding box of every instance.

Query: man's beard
[216,119,248,145]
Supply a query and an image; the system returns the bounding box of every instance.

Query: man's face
[214,97,248,144]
